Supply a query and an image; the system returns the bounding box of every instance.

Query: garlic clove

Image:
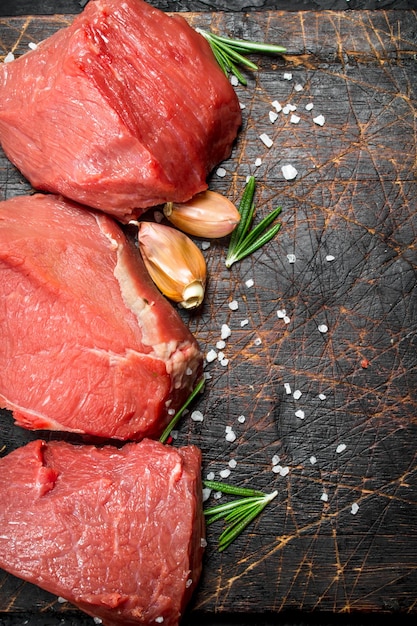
[138,221,206,309]
[163,190,240,238]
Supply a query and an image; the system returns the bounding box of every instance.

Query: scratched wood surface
[0,8,417,626]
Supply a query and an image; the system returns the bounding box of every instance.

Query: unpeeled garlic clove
[137,221,206,309]
[163,190,240,238]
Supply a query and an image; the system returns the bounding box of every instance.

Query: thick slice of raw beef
[0,438,205,626]
[0,193,203,440]
[0,0,241,222]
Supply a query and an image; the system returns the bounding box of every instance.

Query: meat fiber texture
[0,193,203,440]
[0,438,205,626]
[0,0,242,222]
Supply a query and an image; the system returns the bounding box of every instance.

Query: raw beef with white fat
[0,193,203,440]
[0,0,242,222]
[0,438,205,626]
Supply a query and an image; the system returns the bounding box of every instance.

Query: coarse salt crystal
[318,324,328,334]
[185,367,193,376]
[293,390,302,400]
[287,253,296,263]
[351,502,359,515]
[272,454,280,466]
[201,537,208,548]
[290,114,300,124]
[201,240,211,250]
[240,319,249,327]
[225,425,232,433]
[167,408,175,416]
[326,255,335,261]
[239,102,246,109]
[321,492,328,502]
[228,300,239,311]
[217,351,225,361]
[305,102,314,111]
[216,167,227,177]
[213,491,223,499]
[281,164,298,180]
[206,472,215,480]
[93,619,103,625]
[220,468,231,479]
[269,110,279,123]
[295,409,305,419]
[277,309,287,318]
[57,597,67,604]
[282,105,291,115]
[220,358,229,367]
[230,75,239,86]
[191,410,204,422]
[259,133,273,148]
[294,83,304,91]
[336,443,346,454]
[221,323,232,339]
[254,157,262,167]
[318,393,327,400]
[229,458,237,468]
[313,114,325,126]
[4,52,15,63]
[216,340,226,350]
[245,278,254,288]
[206,349,217,363]
[284,383,292,395]
[272,464,282,474]
[253,337,262,346]
[28,42,38,50]
[170,430,178,439]
[186,579,193,588]
[310,456,317,465]
[237,415,246,423]
[283,315,291,324]
[202,487,211,501]
[283,72,293,80]
[271,100,282,112]
[225,430,237,443]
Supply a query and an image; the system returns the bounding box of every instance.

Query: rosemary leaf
[218,501,266,552]
[204,496,266,518]
[204,32,286,56]
[203,479,265,498]
[159,377,205,444]
[228,223,282,267]
[227,176,256,256]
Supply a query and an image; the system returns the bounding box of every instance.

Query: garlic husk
[163,190,240,238]
[138,222,206,309]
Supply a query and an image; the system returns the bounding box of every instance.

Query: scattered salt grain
[170,430,178,440]
[221,323,232,339]
[272,465,281,474]
[201,537,208,548]
[206,472,215,481]
[191,410,204,422]
[318,393,327,400]
[201,240,211,250]
[245,278,254,288]
[259,133,273,148]
[93,619,103,625]
[326,254,335,261]
[277,309,286,318]
[228,300,239,311]
[217,351,225,362]
[272,454,280,466]
[220,468,231,479]
[281,164,298,180]
[283,315,291,325]
[206,349,217,363]
[293,390,302,400]
[237,415,246,424]
[167,408,175,416]
[239,102,246,110]
[213,491,223,500]
[284,382,292,395]
[269,110,279,123]
[310,456,317,465]
[229,458,237,468]
[318,324,328,333]
[254,157,262,167]
[253,337,262,346]
[216,340,226,350]
[286,253,296,263]
[290,114,300,124]
[57,597,67,604]
[283,72,293,80]
[305,102,314,111]
[336,443,347,454]
[351,502,359,515]
[294,83,304,92]
[28,42,38,50]
[230,75,239,86]
[186,578,193,588]
[155,617,164,624]
[320,492,328,502]
[216,167,227,178]
[220,358,229,367]
[295,409,305,419]
[4,52,15,63]
[240,319,249,327]
[313,114,325,126]
[279,466,290,477]
[271,100,282,112]
[186,367,193,376]
[225,429,237,443]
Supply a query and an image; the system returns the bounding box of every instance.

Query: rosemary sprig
[203,480,278,552]
[159,377,205,444]
[196,29,286,85]
[226,176,282,268]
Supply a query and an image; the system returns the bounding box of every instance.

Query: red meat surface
[0,438,205,626]
[0,0,242,222]
[0,193,203,440]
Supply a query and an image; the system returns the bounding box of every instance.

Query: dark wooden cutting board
[0,8,417,623]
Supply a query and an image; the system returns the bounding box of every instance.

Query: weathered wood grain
[0,9,417,623]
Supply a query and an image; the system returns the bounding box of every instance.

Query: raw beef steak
[0,438,205,626]
[0,0,242,222]
[0,193,203,440]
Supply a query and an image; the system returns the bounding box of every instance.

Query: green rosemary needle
[203,480,278,551]
[196,29,286,85]
[226,176,282,268]
[159,377,205,444]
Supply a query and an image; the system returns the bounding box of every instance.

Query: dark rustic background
[1,1,417,626]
